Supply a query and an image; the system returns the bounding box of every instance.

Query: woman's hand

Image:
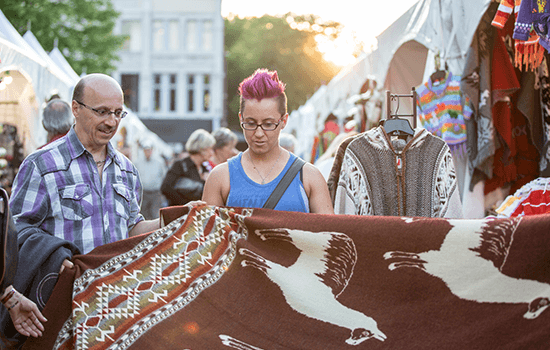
[7,289,47,337]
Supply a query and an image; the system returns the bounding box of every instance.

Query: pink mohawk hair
[238,68,286,101]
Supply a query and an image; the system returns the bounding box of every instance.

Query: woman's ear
[281,113,289,128]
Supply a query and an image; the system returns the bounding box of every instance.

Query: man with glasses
[10,74,161,264]
[202,68,333,214]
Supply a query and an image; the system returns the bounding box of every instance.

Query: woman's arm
[202,164,230,207]
[304,163,334,214]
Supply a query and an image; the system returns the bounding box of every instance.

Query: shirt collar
[66,126,121,166]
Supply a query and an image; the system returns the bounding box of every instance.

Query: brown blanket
[22,206,550,349]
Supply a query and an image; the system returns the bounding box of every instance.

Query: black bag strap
[263,157,306,210]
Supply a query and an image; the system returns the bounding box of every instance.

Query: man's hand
[59,259,74,274]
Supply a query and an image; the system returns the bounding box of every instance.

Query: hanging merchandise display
[332,91,463,218]
[492,0,546,71]
[495,177,550,217]
[415,71,473,161]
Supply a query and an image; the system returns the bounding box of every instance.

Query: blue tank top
[226,153,310,213]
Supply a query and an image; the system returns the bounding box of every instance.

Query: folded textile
[23,205,550,350]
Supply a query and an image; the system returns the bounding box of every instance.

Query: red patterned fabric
[23,206,550,350]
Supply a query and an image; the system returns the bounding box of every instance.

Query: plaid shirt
[10,127,144,254]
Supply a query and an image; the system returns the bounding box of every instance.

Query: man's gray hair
[212,127,238,150]
[42,99,74,135]
[185,129,216,154]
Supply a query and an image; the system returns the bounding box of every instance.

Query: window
[169,74,177,112]
[121,20,141,52]
[153,21,165,51]
[153,74,161,111]
[186,20,197,51]
[203,74,210,112]
[169,20,179,51]
[121,74,139,112]
[187,75,195,112]
[202,20,213,51]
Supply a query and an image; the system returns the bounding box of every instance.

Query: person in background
[0,186,46,344]
[210,127,239,167]
[279,132,298,154]
[40,99,74,147]
[133,141,167,220]
[161,129,215,206]
[202,68,333,214]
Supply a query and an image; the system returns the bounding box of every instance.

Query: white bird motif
[239,228,386,345]
[384,218,550,319]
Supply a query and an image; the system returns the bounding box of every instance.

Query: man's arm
[304,163,334,214]
[201,164,230,207]
[128,218,160,237]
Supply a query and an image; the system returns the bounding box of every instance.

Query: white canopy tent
[0,10,73,153]
[289,0,492,139]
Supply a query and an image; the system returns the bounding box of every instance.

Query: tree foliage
[224,13,342,129]
[2,0,125,75]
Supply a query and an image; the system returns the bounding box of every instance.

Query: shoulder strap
[263,157,306,210]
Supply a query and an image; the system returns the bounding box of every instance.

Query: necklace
[95,159,106,167]
[248,150,282,184]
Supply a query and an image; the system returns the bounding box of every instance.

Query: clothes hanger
[382,89,416,137]
[430,52,448,84]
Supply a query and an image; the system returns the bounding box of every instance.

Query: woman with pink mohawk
[202,68,333,214]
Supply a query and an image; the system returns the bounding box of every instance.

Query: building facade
[111,0,224,145]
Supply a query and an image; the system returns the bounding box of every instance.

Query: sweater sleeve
[432,145,464,218]
[333,149,373,216]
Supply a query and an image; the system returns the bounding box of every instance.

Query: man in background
[40,99,74,148]
[134,141,166,219]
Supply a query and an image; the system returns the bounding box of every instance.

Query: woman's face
[240,97,287,156]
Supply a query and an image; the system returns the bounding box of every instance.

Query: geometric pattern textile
[54,206,251,350]
[23,206,550,350]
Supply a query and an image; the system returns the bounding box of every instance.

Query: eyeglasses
[241,118,282,131]
[75,100,127,119]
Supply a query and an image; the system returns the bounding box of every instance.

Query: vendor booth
[289,0,550,218]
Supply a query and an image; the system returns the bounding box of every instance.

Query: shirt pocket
[112,183,132,220]
[59,184,93,221]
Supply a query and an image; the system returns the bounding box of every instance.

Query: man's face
[73,79,124,151]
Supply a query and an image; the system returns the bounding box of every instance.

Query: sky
[221,0,420,66]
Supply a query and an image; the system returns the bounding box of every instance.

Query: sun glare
[315,29,359,67]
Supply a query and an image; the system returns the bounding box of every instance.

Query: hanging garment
[310,118,339,163]
[540,55,550,175]
[461,5,498,189]
[515,0,550,55]
[493,0,545,71]
[495,177,550,216]
[416,71,473,161]
[482,28,539,195]
[484,99,540,195]
[333,127,463,218]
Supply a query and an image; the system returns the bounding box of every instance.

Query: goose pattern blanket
[22,205,550,350]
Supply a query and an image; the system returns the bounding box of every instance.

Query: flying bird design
[239,227,386,345]
[384,218,550,319]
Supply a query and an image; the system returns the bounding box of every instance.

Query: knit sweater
[333,127,463,218]
[492,0,545,71]
[416,72,473,160]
